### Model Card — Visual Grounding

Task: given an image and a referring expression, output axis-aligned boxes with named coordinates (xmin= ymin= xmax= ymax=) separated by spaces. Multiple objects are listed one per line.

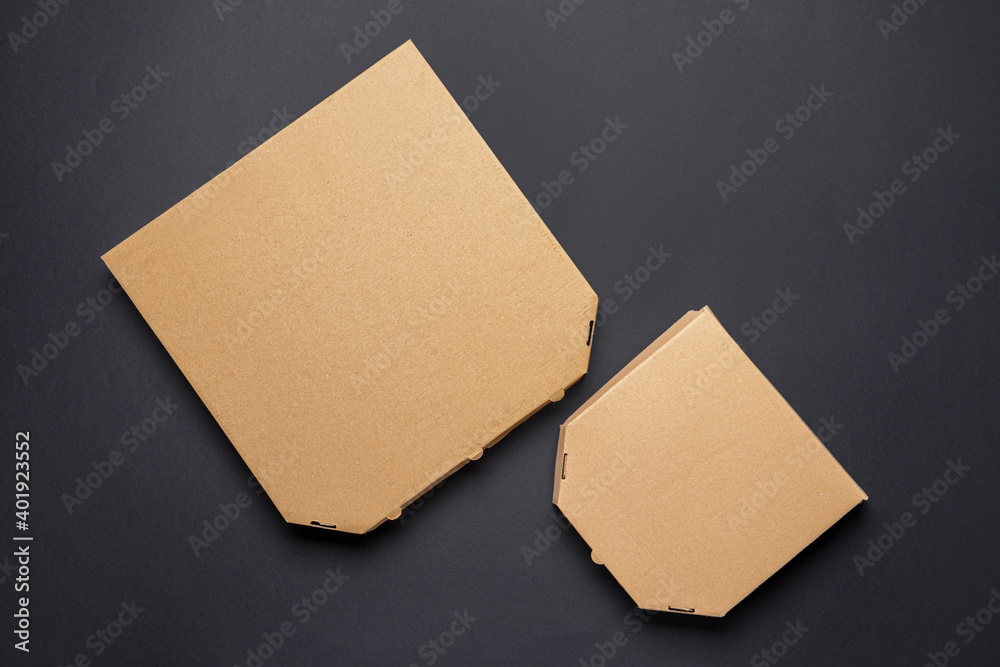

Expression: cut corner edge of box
xmin=644 ymin=602 xmax=725 ymax=619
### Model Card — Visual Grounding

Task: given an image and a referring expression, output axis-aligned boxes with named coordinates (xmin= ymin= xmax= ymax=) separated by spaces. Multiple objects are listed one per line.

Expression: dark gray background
xmin=2 ymin=1 xmax=999 ymax=665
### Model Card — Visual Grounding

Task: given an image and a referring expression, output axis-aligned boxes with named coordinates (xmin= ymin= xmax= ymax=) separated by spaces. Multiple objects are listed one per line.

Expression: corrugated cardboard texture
xmin=554 ymin=307 xmax=866 ymax=617
xmin=102 ymin=41 xmax=598 ymax=534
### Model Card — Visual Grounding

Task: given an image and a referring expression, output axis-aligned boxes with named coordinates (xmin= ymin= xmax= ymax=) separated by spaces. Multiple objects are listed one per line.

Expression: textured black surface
xmin=2 ymin=1 xmax=999 ymax=665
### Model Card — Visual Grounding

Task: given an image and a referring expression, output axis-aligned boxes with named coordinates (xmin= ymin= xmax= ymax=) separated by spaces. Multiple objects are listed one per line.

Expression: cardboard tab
xmin=554 ymin=307 xmax=866 ymax=617
xmin=103 ymin=41 xmax=597 ymax=534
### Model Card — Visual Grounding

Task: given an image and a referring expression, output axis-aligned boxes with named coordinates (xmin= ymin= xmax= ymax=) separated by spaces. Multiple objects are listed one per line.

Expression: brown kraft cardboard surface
xmin=553 ymin=306 xmax=866 ymax=617
xmin=103 ymin=41 xmax=598 ymax=534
